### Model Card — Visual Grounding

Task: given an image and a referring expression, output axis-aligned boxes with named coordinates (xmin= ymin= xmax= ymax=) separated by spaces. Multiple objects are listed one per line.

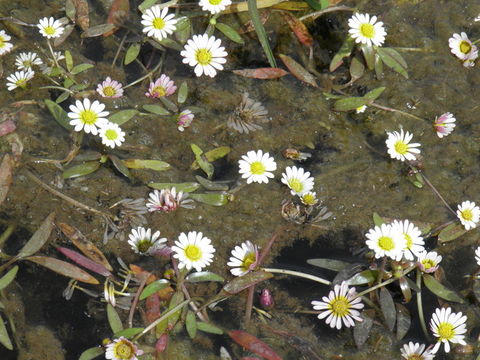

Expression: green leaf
xmin=44 ymin=99 xmax=72 ymax=130
xmin=361 ymin=45 xmax=375 ymax=70
xmin=174 ymin=16 xmax=191 ymax=44
xmin=333 ymin=97 xmax=370 ymax=112
xmin=62 ymin=161 xmax=101 ymax=179
xmin=140 ymin=279 xmax=170 ymax=300
xmin=157 ymin=37 xmax=184 ymax=51
xmin=107 ymin=303 xmax=123 ymax=333
xmin=18 ymin=212 xmax=55 ymax=258
xmin=330 ymin=37 xmax=354 ymax=72
xmin=304 ymin=0 xmax=322 ymax=10
xmin=185 ymin=271 xmax=224 ymax=283
xmin=438 ymin=223 xmax=466 ymax=243
xmin=306 ymin=258 xmax=349 ymax=272
xmin=349 ymin=57 xmax=365 ymax=80
xmin=55 ymin=91 xmax=70 ymax=104
xmin=81 ymin=23 xmax=115 ymax=38
xmin=223 ymin=271 xmax=273 ymax=295
xmin=395 ymin=303 xmax=411 ymax=340
xmin=215 ymin=23 xmax=244 ymax=44
xmin=65 ymin=0 xmax=76 ymax=21
xmin=247 ymin=0 xmax=276 ymax=67
xmin=189 ymin=193 xmax=228 ymax=206
xmin=363 ymin=87 xmax=386 ymax=100
xmin=376 ymin=47 xmax=408 ymax=79
xmin=143 ymin=104 xmax=170 ymax=115
xmin=108 ymin=155 xmax=133 ymax=180
xmin=124 ymin=43 xmax=141 ymax=65
xmin=279 ymin=54 xmax=318 ymax=87
xmin=70 ymin=63 xmax=94 ymax=75
xmin=167 ymin=292 xmax=185 ymax=328
xmin=0 ymin=266 xmax=18 ymax=290
xmin=177 ymin=82 xmax=188 ymax=104
xmin=374 ymin=53 xmax=383 ymax=79
xmin=353 ymin=310 xmax=374 ymax=348
xmin=423 ymin=274 xmax=464 ymax=303
xmin=79 ymin=347 xmax=104 ymax=360
xmin=109 ymin=109 xmax=138 ymax=125
xmin=186 ymin=311 xmax=197 ymax=339
xmin=191 ymin=146 xmax=231 ymax=171
xmin=372 ymin=212 xmax=384 ymax=226
xmin=159 ymin=97 xmax=178 ymax=113
xmin=379 ymin=287 xmax=396 ymax=331
xmin=148 ymin=182 xmax=200 ymax=193
xmin=320 ymin=0 xmax=329 ymax=8
xmin=195 ymin=176 xmax=229 ymax=191
xmin=123 ymin=159 xmax=170 ymax=171
xmin=139 ymin=0 xmax=158 ymax=11
xmin=346 ymin=270 xmax=377 ymax=285
xmin=0 ymin=313 xmax=12 ymax=350
xmin=114 ymin=327 xmax=144 ymax=338
xmin=64 ymin=50 xmax=73 ymax=72
xmin=197 ymin=322 xmax=223 ymax=335
xmin=191 ymin=144 xmax=214 ymax=179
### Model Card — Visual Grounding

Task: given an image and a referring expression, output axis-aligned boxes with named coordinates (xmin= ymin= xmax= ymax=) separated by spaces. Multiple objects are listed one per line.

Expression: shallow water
xmin=1 ymin=0 xmax=480 ymax=359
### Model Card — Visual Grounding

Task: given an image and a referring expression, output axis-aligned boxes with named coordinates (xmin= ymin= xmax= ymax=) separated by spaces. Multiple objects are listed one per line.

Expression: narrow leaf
xmin=228 ymin=330 xmax=281 ymax=360
xmin=377 ymin=47 xmax=408 ymax=79
xmin=70 ymin=63 xmax=94 ymax=75
xmin=186 ymin=271 xmax=224 ymax=283
xmin=423 ymin=274 xmax=464 ymax=303
xmin=379 ymin=287 xmax=396 ymax=331
xmin=232 ymin=68 xmax=288 ymax=79
xmin=361 ymin=45 xmax=375 ymax=70
xmin=26 ymin=256 xmax=99 ymax=284
xmin=114 ymin=327 xmax=144 ymax=338
xmin=139 ymin=0 xmax=158 ymax=12
xmin=62 ymin=161 xmax=101 ymax=179
xmin=346 ymin=270 xmax=377 ymax=285
xmin=107 ymin=303 xmax=123 ymax=333
xmin=349 ymin=57 xmax=365 ymax=80
xmin=282 ymin=12 xmax=313 ymax=47
xmin=186 ymin=311 xmax=197 ymax=339
xmin=167 ymin=292 xmax=184 ymax=328
xmin=190 ymin=144 xmax=214 ymax=179
xmin=56 ymin=91 xmax=70 ymax=104
xmin=140 ymin=279 xmax=170 ymax=300
xmin=109 ymin=109 xmax=138 ymax=125
xmin=329 ymin=37 xmax=354 ymax=72
xmin=0 ymin=155 xmax=13 ymax=207
xmin=108 ymin=155 xmax=133 ymax=180
xmin=198 ymin=322 xmax=223 ymax=335
xmin=372 ymin=212 xmax=384 ymax=226
xmin=123 ymin=159 xmax=170 ymax=171
xmin=65 ymin=50 xmax=73 ymax=72
xmin=65 ymin=0 xmax=76 ymax=21
xmin=333 ymin=97 xmax=370 ymax=112
xmin=81 ymin=23 xmax=115 ymax=38
xmin=44 ymin=99 xmax=72 ymax=130
xmin=353 ymin=310 xmax=374 ymax=348
xmin=215 ymin=23 xmax=244 ymax=44
xmin=148 ymin=182 xmax=200 ymax=193
xmin=223 ymin=271 xmax=273 ymax=295
xmin=177 ymin=82 xmax=188 ymax=104
xmin=0 ymin=266 xmax=18 ymax=290
xmin=195 ymin=176 xmax=229 ymax=191
xmin=438 ymin=223 xmax=466 ymax=243
xmin=79 ymin=347 xmax=104 ymax=360
xmin=124 ymin=43 xmax=141 ymax=65
xmin=142 ymin=104 xmax=170 ymax=115
xmin=306 ymin=258 xmax=349 ymax=272
xmin=18 ymin=212 xmax=55 ymax=258
xmin=395 ymin=303 xmax=411 ymax=340
xmin=57 ymin=247 xmax=112 ymax=277
xmin=363 ymin=87 xmax=386 ymax=100
xmin=0 ymin=313 xmax=12 ymax=350
xmin=189 ymin=193 xmax=228 ymax=206
xmin=247 ymin=0 xmax=277 ymax=67
xmin=279 ymin=54 xmax=318 ymax=87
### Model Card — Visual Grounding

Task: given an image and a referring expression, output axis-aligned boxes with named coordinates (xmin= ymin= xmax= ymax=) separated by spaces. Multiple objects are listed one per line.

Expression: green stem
xmin=370 ymin=102 xmax=425 ymax=122
xmin=416 ymin=269 xmax=430 ymax=340
xmin=263 ymin=267 xmax=331 ymax=285
xmin=123 ymin=58 xmax=163 ymax=89
xmin=247 ymin=0 xmax=276 ymax=67
xmin=354 ymin=265 xmax=416 ymax=299
xmin=299 ymin=6 xmax=355 ymax=22
xmin=415 ymin=170 xmax=456 ymax=216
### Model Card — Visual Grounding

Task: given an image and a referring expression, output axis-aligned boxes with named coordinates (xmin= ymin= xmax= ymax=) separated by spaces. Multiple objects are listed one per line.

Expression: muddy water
xmin=1 ymin=0 xmax=480 ymax=359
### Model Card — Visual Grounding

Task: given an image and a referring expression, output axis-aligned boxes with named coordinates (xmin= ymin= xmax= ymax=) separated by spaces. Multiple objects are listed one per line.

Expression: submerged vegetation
xmin=1 ymin=0 xmax=480 ymax=359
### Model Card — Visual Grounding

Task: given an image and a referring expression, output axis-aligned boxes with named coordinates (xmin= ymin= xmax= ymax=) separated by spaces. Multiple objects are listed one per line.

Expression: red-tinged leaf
xmin=0 ymin=154 xmax=13 ymax=206
xmin=228 ymin=330 xmax=282 ymax=360
xmin=26 ymin=256 xmax=100 ymax=284
xmin=58 ymin=223 xmax=113 ymax=271
xmin=73 ymin=0 xmax=90 ymax=30
xmin=282 ymin=12 xmax=313 ymax=47
xmin=129 ymin=264 xmax=157 ymax=283
xmin=0 ymin=119 xmax=16 ymax=137
xmin=232 ymin=68 xmax=289 ymax=79
xmin=279 ymin=54 xmax=318 ymax=87
xmin=104 ymin=0 xmax=130 ymax=36
xmin=146 ymin=293 xmax=161 ymax=324
xmin=156 ymin=333 xmax=168 ymax=353
xmin=57 ymin=247 xmax=112 ymax=277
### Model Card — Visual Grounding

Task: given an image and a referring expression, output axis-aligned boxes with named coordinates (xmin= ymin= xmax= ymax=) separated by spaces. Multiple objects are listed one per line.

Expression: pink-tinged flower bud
xmin=433 ymin=112 xmax=456 ymax=138
xmin=259 ymin=288 xmax=274 ymax=310
xmin=177 ymin=110 xmax=194 ymax=132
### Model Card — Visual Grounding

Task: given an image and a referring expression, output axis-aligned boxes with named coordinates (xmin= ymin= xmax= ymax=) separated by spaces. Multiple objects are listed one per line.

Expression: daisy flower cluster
xmin=448 ymin=32 xmax=478 ymax=67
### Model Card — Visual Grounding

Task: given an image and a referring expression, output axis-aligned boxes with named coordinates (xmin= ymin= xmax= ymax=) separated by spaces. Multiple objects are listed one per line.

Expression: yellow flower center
xmin=113 ymin=340 xmax=135 ymax=359
xmin=422 ymin=259 xmax=435 ymax=270
xmin=302 ymin=193 xmax=317 ymax=206
xmin=459 ymin=40 xmax=472 ymax=54
xmin=22 ymin=61 xmax=32 ymax=68
xmin=196 ymin=49 xmax=212 ymax=65
xmin=250 ymin=161 xmax=265 ymax=175
xmin=137 ymin=239 xmax=152 ymax=253
xmin=360 ymin=23 xmax=375 ymax=39
xmin=15 ymin=79 xmax=27 ymax=88
xmin=153 ymin=17 xmax=165 ymax=30
xmin=44 ymin=26 xmax=56 ymax=36
xmin=105 ymin=129 xmax=118 ymax=141
xmin=288 ymin=178 xmax=303 ymax=193
xmin=152 ymin=86 xmax=166 ymax=97
xmin=394 ymin=140 xmax=408 ymax=155
xmin=185 ymin=244 xmax=202 ymax=261
xmin=241 ymin=252 xmax=257 ymax=271
xmin=378 ymin=236 xmax=394 ymax=251
xmin=461 ymin=209 xmax=473 ymax=221
xmin=329 ymin=296 xmax=350 ymax=317
xmin=103 ymin=86 xmax=116 ymax=97
xmin=407 ymin=355 xmax=423 ymax=360
xmin=80 ymin=110 xmax=98 ymax=125
xmin=405 ymin=234 xmax=412 ymax=249
xmin=0 ymin=38 xmax=4 ymax=48
xmin=437 ymin=322 xmax=455 ymax=341
xmin=209 ymin=0 xmax=222 ymax=4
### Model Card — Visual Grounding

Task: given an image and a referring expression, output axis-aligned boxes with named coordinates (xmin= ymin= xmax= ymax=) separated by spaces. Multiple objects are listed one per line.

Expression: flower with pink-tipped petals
xmin=145 ymin=74 xmax=176 ymax=98
xmin=177 ymin=110 xmax=194 ymax=131
xmin=97 ymin=77 xmax=124 ymax=98
xmin=433 ymin=112 xmax=456 ymax=138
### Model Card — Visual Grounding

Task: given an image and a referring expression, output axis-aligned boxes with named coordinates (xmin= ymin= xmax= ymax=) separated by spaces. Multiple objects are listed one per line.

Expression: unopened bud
xmin=259 ymin=288 xmax=274 ymax=310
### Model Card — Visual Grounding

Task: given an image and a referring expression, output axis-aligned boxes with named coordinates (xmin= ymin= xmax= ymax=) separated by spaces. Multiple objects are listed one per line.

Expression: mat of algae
xmin=1 ymin=0 xmax=480 ymax=359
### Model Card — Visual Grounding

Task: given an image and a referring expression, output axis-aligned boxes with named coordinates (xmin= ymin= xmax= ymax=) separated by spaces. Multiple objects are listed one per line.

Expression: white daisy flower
xmin=105 ymin=336 xmax=143 ymax=360
xmin=475 ymin=246 xmax=480 ymax=266
xmin=96 ymin=77 xmax=124 ymax=98
xmin=385 ymin=128 xmax=421 ymax=162
xmin=348 ymin=13 xmax=386 ymax=47
xmin=448 ymin=32 xmax=478 ymax=62
xmin=456 ymin=200 xmax=480 ymax=230
xmin=401 ymin=342 xmax=435 ymax=360
xmin=6 ymin=69 xmax=35 ymax=91
xmin=98 ymin=122 xmax=125 ymax=148
xmin=141 ymin=5 xmax=177 ymax=41
xmin=15 ymin=52 xmax=43 ymax=70
xmin=281 ymin=166 xmax=314 ymax=196
xmin=128 ymin=227 xmax=167 ymax=256
xmin=433 ymin=112 xmax=456 ymax=138
xmin=238 ymin=150 xmax=277 ymax=184
xmin=181 ymin=34 xmax=228 ymax=78
xmin=37 ymin=17 xmax=65 ymax=39
xmin=67 ymin=98 xmax=109 ymax=135
xmin=391 ymin=219 xmax=425 ymax=261
xmin=199 ymin=0 xmax=232 ymax=14
xmin=311 ymin=281 xmax=364 ymax=330
xmin=172 ymin=231 xmax=215 ymax=272
xmin=146 ymin=188 xmax=195 ymax=212
xmin=227 ymin=241 xmax=259 ymax=276
xmin=300 ymin=191 xmax=318 ymax=206
xmin=417 ymin=251 xmax=442 ymax=273
xmin=365 ymin=223 xmax=406 ymax=260
xmin=430 ymin=307 xmax=467 ymax=353
xmin=0 ymin=30 xmax=13 ymax=56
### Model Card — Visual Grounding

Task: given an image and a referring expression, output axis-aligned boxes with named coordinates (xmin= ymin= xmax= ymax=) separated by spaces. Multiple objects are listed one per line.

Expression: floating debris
xmin=227 ymin=92 xmax=269 ymax=134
